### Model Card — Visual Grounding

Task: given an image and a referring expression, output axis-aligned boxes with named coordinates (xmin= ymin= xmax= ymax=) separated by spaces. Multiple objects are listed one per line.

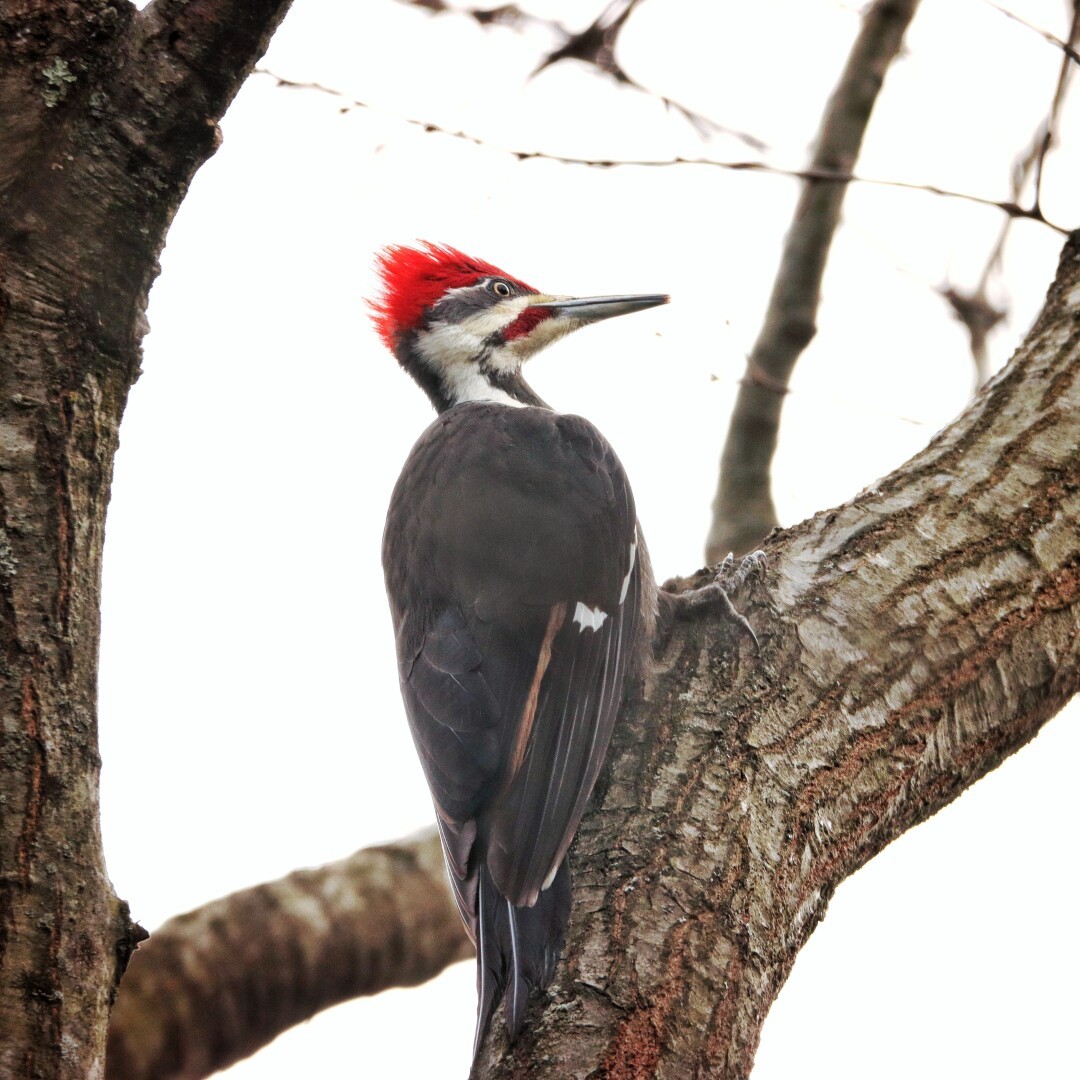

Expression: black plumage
xmin=383 ymin=403 xmax=656 ymax=1052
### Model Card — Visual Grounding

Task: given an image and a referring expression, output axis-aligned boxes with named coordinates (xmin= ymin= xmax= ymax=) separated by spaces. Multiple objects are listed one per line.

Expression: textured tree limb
xmin=0 ymin=2 xmax=291 ymax=1075
xmin=705 ymin=0 xmax=920 ymax=562
xmin=105 ymin=829 xmax=473 ymax=1080
xmin=102 ymin=233 xmax=1080 ymax=1077
xmin=134 ymin=0 xmax=292 ymax=84
xmin=473 ymin=229 xmax=1080 ymax=1077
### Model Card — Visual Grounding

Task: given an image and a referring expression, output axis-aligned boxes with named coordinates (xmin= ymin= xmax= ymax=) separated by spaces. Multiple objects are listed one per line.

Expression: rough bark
xmin=105 ymin=829 xmax=473 ymax=1080
xmin=473 ymin=232 xmax=1080 ymax=1077
xmin=0 ymin=1 xmax=292 ymax=1075
xmin=706 ymin=0 xmax=920 ymax=562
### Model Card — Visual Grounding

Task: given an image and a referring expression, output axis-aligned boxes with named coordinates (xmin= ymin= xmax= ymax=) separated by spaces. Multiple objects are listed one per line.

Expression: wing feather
xmin=486 ymin=546 xmax=644 ymax=906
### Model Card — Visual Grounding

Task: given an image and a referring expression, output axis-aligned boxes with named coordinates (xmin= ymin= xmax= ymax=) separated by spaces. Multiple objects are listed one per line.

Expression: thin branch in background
xmin=984 ymin=0 xmax=1080 ymax=65
xmin=940 ymin=287 xmax=1006 ymax=388
xmin=703 ymin=0 xmax=922 ymax=563
xmin=394 ymin=0 xmax=560 ymax=33
xmin=254 ymin=68 xmax=1068 ymax=232
xmin=531 ymin=0 xmax=641 ymax=78
xmin=1030 ymin=0 xmax=1078 ymax=215
xmin=529 ymin=0 xmax=766 ymax=145
xmin=943 ymin=0 xmax=1078 ymax=389
xmin=392 ymin=0 xmax=768 ymax=147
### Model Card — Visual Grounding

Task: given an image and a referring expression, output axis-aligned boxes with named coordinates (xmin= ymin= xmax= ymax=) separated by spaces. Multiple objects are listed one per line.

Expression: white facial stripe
xmin=415 ymin=296 xmax=538 ymax=405
xmin=433 ymin=292 xmax=531 ymax=355
xmin=573 ymin=601 xmax=608 ymax=631
xmin=619 ymin=540 xmax=638 ymax=604
xmin=415 ymin=317 xmax=524 ymax=407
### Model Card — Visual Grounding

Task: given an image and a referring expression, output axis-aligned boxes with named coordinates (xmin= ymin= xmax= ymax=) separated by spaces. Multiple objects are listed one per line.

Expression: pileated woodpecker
xmin=374 ymin=243 xmax=756 ymax=1057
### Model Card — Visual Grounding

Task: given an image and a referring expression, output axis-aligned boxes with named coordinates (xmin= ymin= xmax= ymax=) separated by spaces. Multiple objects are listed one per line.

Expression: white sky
xmin=100 ymin=1 xmax=1079 ymax=1076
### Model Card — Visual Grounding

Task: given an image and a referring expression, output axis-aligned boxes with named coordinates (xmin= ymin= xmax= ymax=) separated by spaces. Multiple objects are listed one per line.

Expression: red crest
xmin=370 ymin=242 xmax=536 ymax=350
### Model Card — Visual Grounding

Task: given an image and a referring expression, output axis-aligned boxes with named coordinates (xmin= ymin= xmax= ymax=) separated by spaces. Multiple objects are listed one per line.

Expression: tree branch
xmin=391 ymin=0 xmax=766 ymax=146
xmin=133 ymin=0 xmax=294 ymax=104
xmin=106 ymin=829 xmax=472 ymax=1080
xmin=704 ymin=0 xmax=921 ymax=562
xmin=475 ymin=228 xmax=1080 ymax=1077
xmin=984 ymin=0 xmax=1080 ymax=66
xmin=255 ymin=66 xmax=1069 ymax=234
xmin=1029 ymin=1 xmax=1080 ymax=213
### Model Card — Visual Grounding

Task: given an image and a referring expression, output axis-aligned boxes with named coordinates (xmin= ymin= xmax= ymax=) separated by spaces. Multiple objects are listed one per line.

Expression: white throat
xmin=443 ymin=362 xmax=525 ymax=408
xmin=415 ymin=314 xmax=529 ymax=408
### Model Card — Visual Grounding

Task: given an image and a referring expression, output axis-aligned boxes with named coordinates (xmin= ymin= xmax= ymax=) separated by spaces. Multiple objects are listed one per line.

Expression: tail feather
xmin=473 ymin=859 xmax=571 ymax=1059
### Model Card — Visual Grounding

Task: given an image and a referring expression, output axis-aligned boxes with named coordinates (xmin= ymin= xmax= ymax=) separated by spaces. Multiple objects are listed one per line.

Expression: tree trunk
xmin=0 ymin=2 xmax=291 ymax=1073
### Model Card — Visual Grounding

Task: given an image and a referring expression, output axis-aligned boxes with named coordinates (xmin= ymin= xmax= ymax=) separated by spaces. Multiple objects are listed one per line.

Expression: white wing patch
xmin=573 ymin=601 xmax=608 ymax=632
xmin=619 ymin=539 xmax=638 ymax=604
xmin=573 ymin=538 xmax=634 ymax=633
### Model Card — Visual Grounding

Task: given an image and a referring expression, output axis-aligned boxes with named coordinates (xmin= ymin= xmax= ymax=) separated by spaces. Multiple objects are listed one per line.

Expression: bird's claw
xmin=708 ymin=584 xmax=759 ymax=655
xmin=713 ymin=549 xmax=768 ymax=593
xmin=661 ymin=551 xmax=766 ymax=656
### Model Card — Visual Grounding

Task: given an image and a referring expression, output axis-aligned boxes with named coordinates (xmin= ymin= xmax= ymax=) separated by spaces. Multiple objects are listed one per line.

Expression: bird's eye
xmin=491 ymin=280 xmax=512 ymax=298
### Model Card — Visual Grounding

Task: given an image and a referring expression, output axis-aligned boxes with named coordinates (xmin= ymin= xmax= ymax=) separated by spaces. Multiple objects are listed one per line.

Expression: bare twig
xmin=983 ymin=0 xmax=1080 ymax=65
xmin=943 ymin=0 xmax=1078 ymax=390
xmin=1031 ymin=0 xmax=1079 ymax=213
xmin=394 ymin=0 xmax=561 ymax=34
xmin=703 ymin=0 xmax=922 ymax=562
xmin=941 ymin=287 xmax=1006 ymax=387
xmin=106 ymin=829 xmax=472 ymax=1080
xmin=392 ymin=0 xmax=767 ymax=147
xmin=532 ymin=0 xmax=641 ymax=78
xmin=255 ymin=68 xmax=1067 ymax=232
xmin=529 ymin=0 xmax=766 ymax=145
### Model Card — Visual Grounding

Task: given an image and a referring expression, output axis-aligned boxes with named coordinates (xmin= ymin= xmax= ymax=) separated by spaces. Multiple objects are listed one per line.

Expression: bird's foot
xmin=713 ymin=549 xmax=768 ymax=594
xmin=657 ymin=550 xmax=766 ymax=654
